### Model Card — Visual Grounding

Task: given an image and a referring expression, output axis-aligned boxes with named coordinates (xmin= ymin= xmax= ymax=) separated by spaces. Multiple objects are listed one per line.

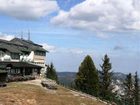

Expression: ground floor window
xmin=7 ymin=68 xmax=41 ymax=76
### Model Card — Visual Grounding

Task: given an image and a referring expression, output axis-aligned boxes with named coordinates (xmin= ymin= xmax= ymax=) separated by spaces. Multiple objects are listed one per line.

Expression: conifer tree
xmin=134 ymin=71 xmax=139 ymax=105
xmin=75 ymin=55 xmax=99 ymax=96
xmin=46 ymin=63 xmax=58 ymax=82
xmin=100 ymin=54 xmax=112 ymax=100
xmin=124 ymin=73 xmax=134 ymax=105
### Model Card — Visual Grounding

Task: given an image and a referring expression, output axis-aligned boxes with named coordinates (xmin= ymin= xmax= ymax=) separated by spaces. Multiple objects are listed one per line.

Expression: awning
xmin=0 ymin=61 xmax=43 ymax=69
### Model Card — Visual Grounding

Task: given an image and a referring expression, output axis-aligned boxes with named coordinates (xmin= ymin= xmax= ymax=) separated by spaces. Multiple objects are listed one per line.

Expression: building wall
xmin=0 ymin=50 xmax=46 ymax=65
xmin=33 ymin=53 xmax=46 ymax=77
xmin=0 ymin=50 xmax=11 ymax=61
xmin=22 ymin=50 xmax=46 ymax=76
xmin=33 ymin=55 xmax=45 ymax=64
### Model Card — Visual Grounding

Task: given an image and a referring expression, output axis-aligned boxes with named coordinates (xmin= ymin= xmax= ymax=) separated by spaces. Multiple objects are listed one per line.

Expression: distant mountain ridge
xmin=57 ymin=72 xmax=76 ymax=86
xmin=57 ymin=71 xmax=127 ymax=96
xmin=57 ymin=71 xmax=127 ymax=85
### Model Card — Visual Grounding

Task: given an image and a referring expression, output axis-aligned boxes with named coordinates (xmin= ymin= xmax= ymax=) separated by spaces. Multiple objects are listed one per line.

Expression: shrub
xmin=7 ymin=75 xmax=35 ymax=82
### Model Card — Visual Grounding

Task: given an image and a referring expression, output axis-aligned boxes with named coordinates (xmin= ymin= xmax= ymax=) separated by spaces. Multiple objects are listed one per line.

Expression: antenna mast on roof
xmin=21 ymin=31 xmax=23 ymax=39
xmin=28 ymin=29 xmax=30 ymax=40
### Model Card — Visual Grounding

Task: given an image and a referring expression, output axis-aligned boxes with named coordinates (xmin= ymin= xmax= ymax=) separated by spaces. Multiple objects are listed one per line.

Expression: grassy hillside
xmin=0 ymin=82 xmax=106 ymax=105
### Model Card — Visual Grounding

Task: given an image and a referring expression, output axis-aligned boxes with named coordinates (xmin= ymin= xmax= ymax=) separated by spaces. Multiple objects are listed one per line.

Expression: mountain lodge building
xmin=0 ymin=38 xmax=47 ymax=78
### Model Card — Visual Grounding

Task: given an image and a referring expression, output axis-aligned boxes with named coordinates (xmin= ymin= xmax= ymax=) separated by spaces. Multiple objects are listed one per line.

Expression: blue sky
xmin=0 ymin=0 xmax=140 ymax=74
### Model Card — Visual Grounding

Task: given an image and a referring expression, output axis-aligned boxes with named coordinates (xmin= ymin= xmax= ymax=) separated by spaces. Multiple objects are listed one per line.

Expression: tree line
xmin=46 ymin=62 xmax=58 ymax=83
xmin=75 ymin=54 xmax=139 ymax=105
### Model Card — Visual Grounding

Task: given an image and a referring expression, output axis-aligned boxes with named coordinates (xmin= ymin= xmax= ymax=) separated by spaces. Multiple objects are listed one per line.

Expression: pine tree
xmin=100 ymin=54 xmax=112 ymax=100
xmin=46 ymin=63 xmax=58 ymax=82
xmin=134 ymin=71 xmax=139 ymax=105
xmin=75 ymin=55 xmax=99 ymax=96
xmin=124 ymin=73 xmax=134 ymax=105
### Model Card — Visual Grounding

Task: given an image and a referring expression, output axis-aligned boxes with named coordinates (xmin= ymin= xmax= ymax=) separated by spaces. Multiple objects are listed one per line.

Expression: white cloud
xmin=41 ymin=43 xmax=86 ymax=54
xmin=51 ymin=0 xmax=140 ymax=32
xmin=55 ymin=48 xmax=84 ymax=54
xmin=69 ymin=48 xmax=84 ymax=54
xmin=41 ymin=43 xmax=56 ymax=52
xmin=0 ymin=0 xmax=59 ymax=20
xmin=0 ymin=33 xmax=14 ymax=40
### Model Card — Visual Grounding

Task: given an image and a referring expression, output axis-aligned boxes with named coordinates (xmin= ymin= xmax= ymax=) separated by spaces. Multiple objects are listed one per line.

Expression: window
xmin=0 ymin=50 xmax=4 ymax=57
xmin=11 ymin=53 xmax=20 ymax=60
xmin=35 ymin=51 xmax=46 ymax=56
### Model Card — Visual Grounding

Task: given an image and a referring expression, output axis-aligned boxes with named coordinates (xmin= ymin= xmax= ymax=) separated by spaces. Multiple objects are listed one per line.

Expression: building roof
xmin=0 ymin=61 xmax=43 ymax=69
xmin=0 ymin=39 xmax=31 ymax=53
xmin=10 ymin=38 xmax=47 ymax=52
xmin=0 ymin=38 xmax=47 ymax=54
xmin=0 ymin=43 xmax=22 ymax=53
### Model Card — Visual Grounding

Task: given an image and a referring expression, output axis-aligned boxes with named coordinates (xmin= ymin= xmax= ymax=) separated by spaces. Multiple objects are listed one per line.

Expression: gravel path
xmin=21 ymin=79 xmax=42 ymax=86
